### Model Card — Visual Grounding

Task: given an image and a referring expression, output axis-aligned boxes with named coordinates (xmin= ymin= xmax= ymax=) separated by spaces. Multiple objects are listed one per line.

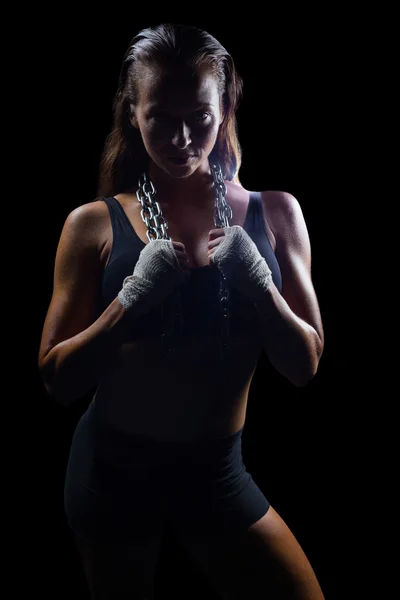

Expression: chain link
xmin=136 ymin=158 xmax=232 ymax=388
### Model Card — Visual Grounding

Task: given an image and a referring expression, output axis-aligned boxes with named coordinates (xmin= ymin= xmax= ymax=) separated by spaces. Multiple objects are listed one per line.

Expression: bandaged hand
xmin=118 ymin=239 xmax=190 ymax=314
xmin=209 ymin=225 xmax=273 ymax=299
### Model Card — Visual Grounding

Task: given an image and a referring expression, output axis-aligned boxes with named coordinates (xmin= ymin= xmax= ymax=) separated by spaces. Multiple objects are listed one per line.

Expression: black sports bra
xmin=101 ymin=192 xmax=282 ymax=340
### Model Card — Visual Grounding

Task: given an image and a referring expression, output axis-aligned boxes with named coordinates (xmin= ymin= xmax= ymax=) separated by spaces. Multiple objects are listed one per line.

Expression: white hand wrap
xmin=210 ymin=225 xmax=273 ymax=298
xmin=118 ymin=239 xmax=187 ymax=313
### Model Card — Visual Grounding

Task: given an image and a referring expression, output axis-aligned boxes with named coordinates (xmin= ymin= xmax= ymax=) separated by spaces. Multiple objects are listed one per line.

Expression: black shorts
xmin=64 ymin=401 xmax=270 ymax=544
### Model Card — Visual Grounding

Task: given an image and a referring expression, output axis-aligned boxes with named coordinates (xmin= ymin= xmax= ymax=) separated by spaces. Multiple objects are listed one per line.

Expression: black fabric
xmin=64 ymin=400 xmax=270 ymax=543
xmin=101 ymin=191 xmax=282 ymax=339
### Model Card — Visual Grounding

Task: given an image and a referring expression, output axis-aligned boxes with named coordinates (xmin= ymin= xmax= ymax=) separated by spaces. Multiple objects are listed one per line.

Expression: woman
xmin=38 ymin=23 xmax=326 ymax=599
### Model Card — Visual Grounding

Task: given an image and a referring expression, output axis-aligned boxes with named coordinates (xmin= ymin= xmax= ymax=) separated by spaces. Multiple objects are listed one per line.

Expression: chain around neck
xmin=135 ymin=156 xmax=232 ymax=394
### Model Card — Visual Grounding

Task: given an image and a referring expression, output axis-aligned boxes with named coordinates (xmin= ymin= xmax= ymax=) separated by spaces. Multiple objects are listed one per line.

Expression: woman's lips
xmin=168 ymin=156 xmax=194 ymax=165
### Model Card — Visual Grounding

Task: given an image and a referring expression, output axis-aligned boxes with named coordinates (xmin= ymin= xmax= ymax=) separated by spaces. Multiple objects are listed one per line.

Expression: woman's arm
xmin=38 ymin=202 xmax=135 ymax=406
xmin=253 ymin=282 xmax=323 ymax=386
xmin=253 ymin=191 xmax=324 ymax=386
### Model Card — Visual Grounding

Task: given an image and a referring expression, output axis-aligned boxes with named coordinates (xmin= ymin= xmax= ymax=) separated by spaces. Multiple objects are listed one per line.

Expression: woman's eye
xmin=194 ymin=112 xmax=210 ymax=121
xmin=153 ymin=112 xmax=210 ymax=123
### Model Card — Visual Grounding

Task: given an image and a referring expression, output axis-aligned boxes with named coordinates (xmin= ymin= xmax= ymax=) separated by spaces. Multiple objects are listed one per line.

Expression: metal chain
xmin=209 ymin=161 xmax=233 ymax=379
xmin=136 ymin=158 xmax=232 ymax=387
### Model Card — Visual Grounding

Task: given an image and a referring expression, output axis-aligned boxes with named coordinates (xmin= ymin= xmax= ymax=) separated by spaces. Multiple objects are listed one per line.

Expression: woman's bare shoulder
xmin=67 ymin=197 xmax=110 ymax=222
xmin=63 ymin=197 xmax=111 ymax=251
xmin=260 ymin=189 xmax=298 ymax=211
xmin=259 ymin=190 xmax=299 ymax=233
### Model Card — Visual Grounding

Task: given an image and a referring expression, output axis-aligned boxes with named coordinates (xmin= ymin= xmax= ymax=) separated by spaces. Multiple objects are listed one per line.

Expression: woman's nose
xmin=171 ymin=122 xmax=192 ymax=148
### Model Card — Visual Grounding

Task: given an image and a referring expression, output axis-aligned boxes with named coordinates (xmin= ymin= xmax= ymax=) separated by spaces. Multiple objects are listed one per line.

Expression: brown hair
xmin=96 ymin=23 xmax=244 ymax=197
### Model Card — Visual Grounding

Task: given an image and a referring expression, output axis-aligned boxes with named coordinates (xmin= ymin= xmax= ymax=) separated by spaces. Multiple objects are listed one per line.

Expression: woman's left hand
xmin=208 ymin=225 xmax=273 ymax=298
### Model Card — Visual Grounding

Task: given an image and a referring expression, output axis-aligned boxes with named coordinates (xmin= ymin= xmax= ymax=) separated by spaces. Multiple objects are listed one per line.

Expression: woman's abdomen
xmin=92 ymin=335 xmax=261 ymax=441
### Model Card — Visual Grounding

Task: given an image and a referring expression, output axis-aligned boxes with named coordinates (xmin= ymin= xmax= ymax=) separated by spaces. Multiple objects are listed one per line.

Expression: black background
xmin=25 ymin=9 xmax=345 ymax=599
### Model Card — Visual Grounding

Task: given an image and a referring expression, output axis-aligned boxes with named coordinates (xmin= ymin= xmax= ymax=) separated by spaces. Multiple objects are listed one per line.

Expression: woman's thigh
xmin=176 ymin=505 xmax=326 ymax=600
xmin=64 ymin=406 xmax=172 ymax=597
xmin=64 ymin=404 xmax=170 ymax=541
xmin=72 ymin=529 xmax=164 ymax=599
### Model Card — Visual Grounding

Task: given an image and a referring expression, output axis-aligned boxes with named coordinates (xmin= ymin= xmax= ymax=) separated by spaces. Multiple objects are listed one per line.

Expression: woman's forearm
xmin=38 ymin=297 xmax=134 ymax=406
xmin=252 ymin=283 xmax=323 ymax=386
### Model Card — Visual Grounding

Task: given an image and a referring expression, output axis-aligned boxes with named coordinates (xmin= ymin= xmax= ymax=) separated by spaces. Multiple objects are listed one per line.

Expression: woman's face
xmin=130 ymin=63 xmax=224 ymax=180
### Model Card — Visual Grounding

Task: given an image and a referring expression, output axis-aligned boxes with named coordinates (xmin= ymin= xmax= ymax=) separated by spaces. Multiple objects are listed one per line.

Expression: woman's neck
xmin=146 ymin=158 xmax=216 ymax=207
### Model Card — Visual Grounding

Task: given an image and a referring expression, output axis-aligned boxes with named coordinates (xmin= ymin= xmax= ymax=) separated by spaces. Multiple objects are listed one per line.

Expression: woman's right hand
xmin=118 ymin=238 xmax=191 ymax=313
